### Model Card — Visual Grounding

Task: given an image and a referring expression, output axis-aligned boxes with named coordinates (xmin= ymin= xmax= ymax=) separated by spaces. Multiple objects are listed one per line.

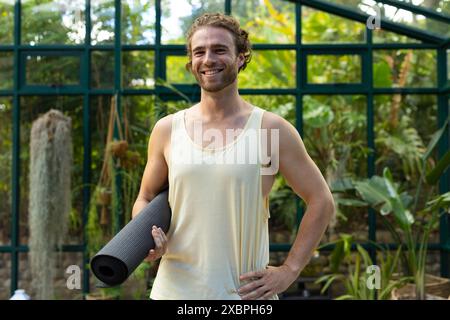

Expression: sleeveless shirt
xmin=150 ymin=105 xmax=277 ymax=300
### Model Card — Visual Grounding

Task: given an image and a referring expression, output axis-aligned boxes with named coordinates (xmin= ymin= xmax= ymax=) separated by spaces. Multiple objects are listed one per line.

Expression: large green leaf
xmin=330 ymin=234 xmax=353 ymax=273
xmin=423 ymin=192 xmax=450 ymax=213
xmin=355 ymin=168 xmax=414 ymax=229
xmin=330 ymin=177 xmax=354 ymax=193
xmin=426 ymin=150 xmax=450 ymax=185
xmin=354 ymin=175 xmax=391 ymax=207
xmin=303 ymin=100 xmax=334 ymax=128
xmin=382 ymin=168 xmax=414 ymax=229
xmin=373 ymin=61 xmax=393 ymax=87
xmin=422 ymin=118 xmax=448 ymax=161
xmin=335 ymin=198 xmax=367 ymax=207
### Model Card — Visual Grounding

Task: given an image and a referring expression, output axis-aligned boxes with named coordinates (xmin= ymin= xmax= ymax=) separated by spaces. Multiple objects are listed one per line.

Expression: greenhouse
xmin=0 ymin=0 xmax=449 ymax=300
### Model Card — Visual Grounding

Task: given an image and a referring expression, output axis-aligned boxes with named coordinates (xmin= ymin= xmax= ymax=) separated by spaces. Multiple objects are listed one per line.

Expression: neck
xmin=198 ymin=81 xmax=244 ymax=120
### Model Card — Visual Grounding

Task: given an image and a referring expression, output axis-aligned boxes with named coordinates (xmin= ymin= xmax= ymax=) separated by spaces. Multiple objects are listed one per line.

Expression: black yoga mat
xmin=90 ymin=188 xmax=171 ymax=286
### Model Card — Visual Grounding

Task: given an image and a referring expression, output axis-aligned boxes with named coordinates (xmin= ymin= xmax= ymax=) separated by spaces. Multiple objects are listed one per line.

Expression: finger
xmin=258 ymin=291 xmax=273 ymax=300
xmin=153 ymin=230 xmax=163 ymax=249
xmin=156 ymin=228 xmax=165 ymax=245
xmin=238 ymin=279 xmax=265 ymax=295
xmin=159 ymin=228 xmax=168 ymax=243
xmin=151 ymin=226 xmax=159 ymax=241
xmin=241 ymin=286 xmax=267 ymax=300
xmin=159 ymin=229 xmax=168 ymax=250
xmin=240 ymin=270 xmax=264 ymax=281
xmin=145 ymin=250 xmax=156 ymax=261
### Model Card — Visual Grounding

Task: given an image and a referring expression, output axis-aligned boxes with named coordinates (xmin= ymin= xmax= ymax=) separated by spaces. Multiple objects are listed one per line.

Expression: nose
xmin=203 ymin=49 xmax=216 ymax=65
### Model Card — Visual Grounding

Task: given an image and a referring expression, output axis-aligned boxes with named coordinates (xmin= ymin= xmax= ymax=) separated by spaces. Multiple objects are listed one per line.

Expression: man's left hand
xmin=238 ymin=265 xmax=299 ymax=300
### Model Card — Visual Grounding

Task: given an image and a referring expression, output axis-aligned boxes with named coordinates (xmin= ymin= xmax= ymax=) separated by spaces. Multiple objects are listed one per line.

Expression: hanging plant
xmin=28 ymin=109 xmax=73 ymax=300
xmin=87 ymin=95 xmax=142 ymax=256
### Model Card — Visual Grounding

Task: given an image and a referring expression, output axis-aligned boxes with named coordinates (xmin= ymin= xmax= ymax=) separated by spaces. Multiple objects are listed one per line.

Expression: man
xmin=132 ymin=13 xmax=335 ymax=300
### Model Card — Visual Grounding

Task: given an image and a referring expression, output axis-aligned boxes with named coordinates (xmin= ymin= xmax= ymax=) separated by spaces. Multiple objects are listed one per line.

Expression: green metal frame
xmin=0 ymin=0 xmax=448 ymax=298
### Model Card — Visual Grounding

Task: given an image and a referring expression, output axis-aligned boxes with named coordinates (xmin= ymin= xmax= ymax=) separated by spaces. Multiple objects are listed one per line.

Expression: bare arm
xmin=239 ymin=113 xmax=335 ymax=299
xmin=276 ymin=116 xmax=335 ymax=276
xmin=132 ymin=115 xmax=172 ymax=219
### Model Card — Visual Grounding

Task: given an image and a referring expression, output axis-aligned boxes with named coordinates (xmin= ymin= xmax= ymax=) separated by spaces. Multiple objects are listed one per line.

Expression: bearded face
xmin=189 ymin=27 xmax=243 ymax=93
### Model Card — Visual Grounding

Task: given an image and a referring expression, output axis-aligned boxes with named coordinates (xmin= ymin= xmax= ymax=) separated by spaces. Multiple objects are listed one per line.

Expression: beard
xmin=193 ymin=65 xmax=238 ymax=93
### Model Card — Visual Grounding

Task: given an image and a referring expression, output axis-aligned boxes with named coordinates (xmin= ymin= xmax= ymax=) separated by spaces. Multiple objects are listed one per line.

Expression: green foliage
xmin=316 ymin=235 xmax=409 ymax=300
xmin=351 ymin=120 xmax=450 ymax=299
xmin=0 ymin=0 xmax=447 ymax=300
xmin=302 ymin=6 xmax=365 ymax=44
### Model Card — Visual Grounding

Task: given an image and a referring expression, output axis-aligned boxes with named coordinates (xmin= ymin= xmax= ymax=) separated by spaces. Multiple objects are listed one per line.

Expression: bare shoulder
xmin=153 ymin=113 xmax=174 ymax=134
xmin=261 ymin=109 xmax=300 ymax=140
xmin=151 ymin=113 xmax=175 ymax=139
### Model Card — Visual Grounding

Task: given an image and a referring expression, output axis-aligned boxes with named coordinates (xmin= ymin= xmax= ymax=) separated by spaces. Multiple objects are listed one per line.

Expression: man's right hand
xmin=145 ymin=225 xmax=168 ymax=262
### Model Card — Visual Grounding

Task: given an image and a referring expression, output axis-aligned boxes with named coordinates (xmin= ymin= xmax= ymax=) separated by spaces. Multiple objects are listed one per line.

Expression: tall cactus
xmin=29 ymin=109 xmax=73 ymax=300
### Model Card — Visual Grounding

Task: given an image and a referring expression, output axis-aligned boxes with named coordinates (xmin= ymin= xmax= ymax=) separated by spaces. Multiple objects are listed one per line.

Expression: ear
xmin=237 ymin=53 xmax=245 ymax=68
xmin=186 ymin=61 xmax=192 ymax=73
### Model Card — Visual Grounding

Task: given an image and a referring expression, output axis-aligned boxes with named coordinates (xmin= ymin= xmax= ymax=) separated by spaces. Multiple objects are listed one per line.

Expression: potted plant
xmin=349 ymin=119 xmax=450 ymax=299
xmin=316 ymin=234 xmax=410 ymax=299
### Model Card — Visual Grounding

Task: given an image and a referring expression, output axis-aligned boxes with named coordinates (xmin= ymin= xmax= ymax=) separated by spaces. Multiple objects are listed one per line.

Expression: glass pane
xmin=410 ymin=0 xmax=450 ymax=15
xmin=239 ymin=50 xmax=296 ymax=88
xmin=91 ymin=51 xmax=114 ymax=88
xmin=91 ymin=0 xmax=115 ymax=45
xmin=123 ymin=51 xmax=155 ymax=88
xmin=90 ymin=95 xmax=152 ymax=240
xmin=303 ymin=95 xmax=368 ymax=241
xmin=373 ymin=28 xmax=421 ymax=43
xmin=90 ymin=95 xmax=113 ymax=189
xmin=19 ymin=252 xmax=84 ymax=299
xmin=161 ymin=0 xmax=224 ymax=44
xmin=122 ymin=95 xmax=154 ymax=223
xmin=233 ymin=0 xmax=296 ymax=44
xmin=25 ymin=54 xmax=80 ymax=86
xmin=307 ymin=55 xmax=362 ymax=84
xmin=166 ymin=56 xmax=196 ymax=84
xmin=242 ymin=95 xmax=296 ymax=121
xmin=374 ymin=94 xmax=438 ymax=243
xmin=122 ymin=0 xmax=156 ymax=44
xmin=302 ymin=6 xmax=366 ymax=44
xmin=21 ymin=0 xmax=85 ymax=45
xmin=20 ymin=96 xmax=84 ymax=246
xmin=242 ymin=95 xmax=298 ymax=242
xmin=327 ymin=0 xmax=450 ymax=38
xmin=0 ymin=97 xmax=12 ymax=245
xmin=122 ymin=95 xmax=155 ymax=152
xmin=373 ymin=49 xmax=437 ymax=88
xmin=0 ymin=254 xmax=11 ymax=299
xmin=0 ymin=0 xmax=14 ymax=44
xmin=0 ymin=51 xmax=13 ymax=89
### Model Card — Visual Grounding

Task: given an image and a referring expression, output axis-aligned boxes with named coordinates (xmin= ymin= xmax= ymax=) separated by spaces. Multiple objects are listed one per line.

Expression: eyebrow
xmin=192 ymin=44 xmax=229 ymax=52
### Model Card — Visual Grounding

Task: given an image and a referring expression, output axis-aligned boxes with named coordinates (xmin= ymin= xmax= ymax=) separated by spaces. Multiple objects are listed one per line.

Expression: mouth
xmin=200 ymin=68 xmax=224 ymax=76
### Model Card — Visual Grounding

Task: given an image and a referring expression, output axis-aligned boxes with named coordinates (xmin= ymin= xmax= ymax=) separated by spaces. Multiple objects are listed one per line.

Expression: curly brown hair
xmin=185 ymin=13 xmax=252 ymax=73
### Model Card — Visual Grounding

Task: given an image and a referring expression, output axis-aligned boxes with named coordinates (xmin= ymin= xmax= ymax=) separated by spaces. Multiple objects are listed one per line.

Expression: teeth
xmin=203 ymin=69 xmax=222 ymax=75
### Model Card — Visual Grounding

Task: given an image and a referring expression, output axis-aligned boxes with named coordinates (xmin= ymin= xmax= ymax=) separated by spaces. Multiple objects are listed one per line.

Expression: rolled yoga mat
xmin=90 ymin=188 xmax=171 ymax=286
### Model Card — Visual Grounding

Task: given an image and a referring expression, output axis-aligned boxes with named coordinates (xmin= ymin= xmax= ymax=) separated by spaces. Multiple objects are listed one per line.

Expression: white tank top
xmin=150 ymin=105 xmax=277 ymax=300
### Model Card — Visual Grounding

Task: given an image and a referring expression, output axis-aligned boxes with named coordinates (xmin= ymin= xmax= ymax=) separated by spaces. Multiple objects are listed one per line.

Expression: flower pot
xmin=97 ymin=189 xmax=112 ymax=206
xmin=108 ymin=140 xmax=128 ymax=158
xmin=391 ymin=274 xmax=450 ymax=300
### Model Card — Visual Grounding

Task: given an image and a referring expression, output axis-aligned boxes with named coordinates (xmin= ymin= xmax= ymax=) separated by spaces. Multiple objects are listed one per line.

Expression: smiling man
xmin=132 ymin=13 xmax=335 ymax=300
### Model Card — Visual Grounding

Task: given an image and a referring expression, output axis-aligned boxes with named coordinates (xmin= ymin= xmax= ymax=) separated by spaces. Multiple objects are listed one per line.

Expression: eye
xmin=194 ymin=51 xmax=204 ymax=56
xmin=216 ymin=49 xmax=226 ymax=54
